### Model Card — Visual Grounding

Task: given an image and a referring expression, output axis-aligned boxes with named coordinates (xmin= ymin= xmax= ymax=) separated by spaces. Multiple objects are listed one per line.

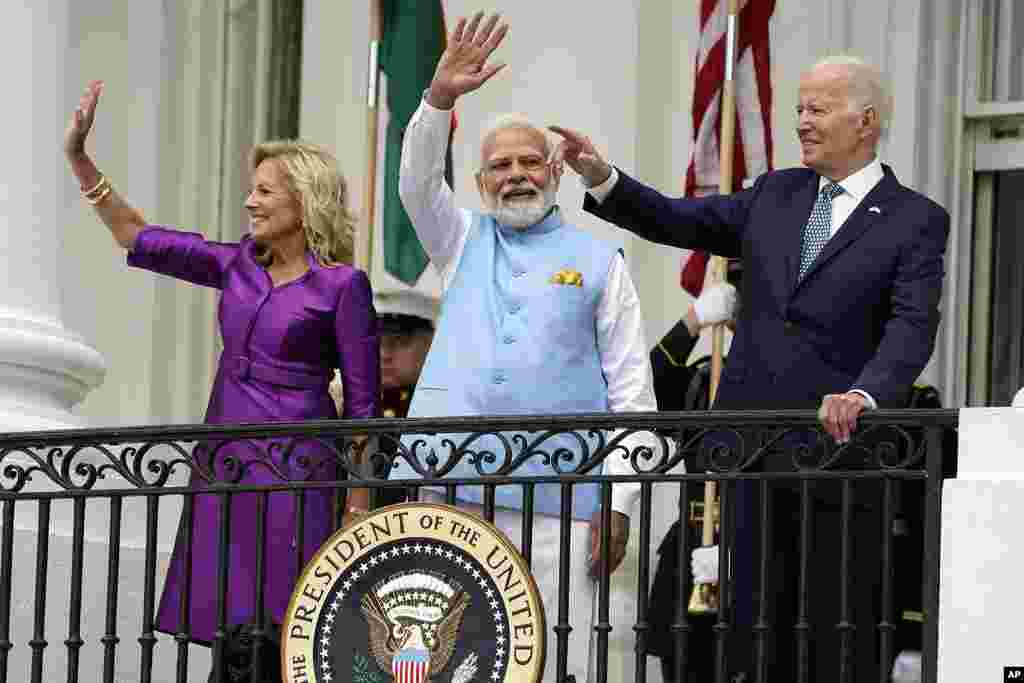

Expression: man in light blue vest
xmin=397 ymin=12 xmax=660 ymax=683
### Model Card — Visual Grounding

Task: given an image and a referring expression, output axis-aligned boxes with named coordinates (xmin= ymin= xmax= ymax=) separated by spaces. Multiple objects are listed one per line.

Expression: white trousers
xmin=422 ymin=491 xmax=597 ymax=683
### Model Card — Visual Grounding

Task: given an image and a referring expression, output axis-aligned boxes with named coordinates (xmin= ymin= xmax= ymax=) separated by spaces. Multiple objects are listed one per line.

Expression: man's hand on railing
xmin=691 ymin=545 xmax=719 ymax=584
xmin=588 ymin=511 xmax=630 ymax=579
xmin=818 ymin=391 xmax=869 ymax=444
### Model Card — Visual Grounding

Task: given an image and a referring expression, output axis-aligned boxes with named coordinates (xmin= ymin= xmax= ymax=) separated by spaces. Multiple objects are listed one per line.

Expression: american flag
xmin=393 ymin=646 xmax=430 ymax=683
xmin=680 ymin=0 xmax=775 ymax=297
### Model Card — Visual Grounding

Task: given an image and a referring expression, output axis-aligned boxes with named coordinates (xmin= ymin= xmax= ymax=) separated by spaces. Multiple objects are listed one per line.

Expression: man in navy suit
xmin=553 ymin=56 xmax=949 ymax=681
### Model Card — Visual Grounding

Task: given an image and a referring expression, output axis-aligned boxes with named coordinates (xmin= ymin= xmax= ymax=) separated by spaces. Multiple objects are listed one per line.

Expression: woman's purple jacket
xmin=128 ymin=226 xmax=379 ymax=643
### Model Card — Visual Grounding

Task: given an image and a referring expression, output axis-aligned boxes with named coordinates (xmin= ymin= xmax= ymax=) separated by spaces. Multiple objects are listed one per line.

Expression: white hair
xmin=478 ymin=113 xmax=552 ymax=167
xmin=812 ymin=55 xmax=893 ymax=139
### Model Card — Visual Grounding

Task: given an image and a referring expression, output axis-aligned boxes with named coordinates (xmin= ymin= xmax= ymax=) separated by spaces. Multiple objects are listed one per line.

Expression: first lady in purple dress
xmin=64 ymin=81 xmax=380 ymax=652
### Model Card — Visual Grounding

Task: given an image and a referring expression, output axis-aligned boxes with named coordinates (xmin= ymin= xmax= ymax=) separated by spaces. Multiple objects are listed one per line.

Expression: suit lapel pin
xmin=868 ymin=206 xmax=882 ymax=214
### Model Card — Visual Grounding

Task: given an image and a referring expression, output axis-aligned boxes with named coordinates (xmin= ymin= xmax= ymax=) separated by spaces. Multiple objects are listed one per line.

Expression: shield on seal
xmin=392 ymin=646 xmax=430 ymax=683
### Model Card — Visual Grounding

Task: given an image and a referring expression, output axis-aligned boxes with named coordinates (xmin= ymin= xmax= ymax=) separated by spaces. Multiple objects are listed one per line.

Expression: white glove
xmin=890 ymin=650 xmax=921 ymax=683
xmin=692 ymin=282 xmax=738 ymax=327
xmin=690 ymin=545 xmax=719 ymax=584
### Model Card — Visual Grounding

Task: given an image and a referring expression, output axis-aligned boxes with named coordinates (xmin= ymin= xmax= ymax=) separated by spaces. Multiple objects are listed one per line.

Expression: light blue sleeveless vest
xmin=401 ymin=208 xmax=620 ymax=520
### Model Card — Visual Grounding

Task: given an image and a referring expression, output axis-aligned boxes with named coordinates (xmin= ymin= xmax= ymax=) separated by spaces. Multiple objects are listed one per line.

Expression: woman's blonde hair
xmin=250 ymin=141 xmax=355 ymax=266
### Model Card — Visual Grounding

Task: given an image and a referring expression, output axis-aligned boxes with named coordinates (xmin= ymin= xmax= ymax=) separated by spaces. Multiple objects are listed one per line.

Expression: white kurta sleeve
xmin=595 ymin=252 xmax=663 ymax=516
xmin=398 ymin=98 xmax=473 ymax=285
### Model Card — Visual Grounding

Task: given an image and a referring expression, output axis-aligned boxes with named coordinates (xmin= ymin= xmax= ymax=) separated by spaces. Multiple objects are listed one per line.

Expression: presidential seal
xmin=282 ymin=503 xmax=545 ymax=683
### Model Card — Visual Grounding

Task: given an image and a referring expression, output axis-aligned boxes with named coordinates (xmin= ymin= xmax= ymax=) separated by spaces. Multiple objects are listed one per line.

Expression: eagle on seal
xmin=361 ymin=582 xmax=471 ymax=682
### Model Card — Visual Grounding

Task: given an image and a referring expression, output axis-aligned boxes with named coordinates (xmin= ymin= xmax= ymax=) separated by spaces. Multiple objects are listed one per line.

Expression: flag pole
xmin=710 ymin=2 xmax=739 ymax=399
xmin=692 ymin=0 xmax=740 ymax=615
xmin=358 ymin=0 xmax=383 ymax=273
xmin=342 ymin=0 xmax=383 ymax=526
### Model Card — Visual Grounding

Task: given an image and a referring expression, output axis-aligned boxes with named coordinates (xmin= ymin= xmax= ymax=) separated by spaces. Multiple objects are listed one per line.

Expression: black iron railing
xmin=0 ymin=409 xmax=956 ymax=683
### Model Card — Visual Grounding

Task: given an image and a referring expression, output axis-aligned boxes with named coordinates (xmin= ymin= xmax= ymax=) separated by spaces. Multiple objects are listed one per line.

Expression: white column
xmin=0 ymin=1 xmax=105 ymax=429
xmin=939 ymin=408 xmax=1024 ymax=681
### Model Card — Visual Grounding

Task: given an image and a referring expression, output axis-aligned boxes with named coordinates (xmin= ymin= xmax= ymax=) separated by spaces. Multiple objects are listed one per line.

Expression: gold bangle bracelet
xmin=81 ymin=174 xmax=106 ymax=197
xmin=84 ymin=177 xmax=111 ymax=202
xmin=87 ymin=184 xmax=113 ymax=205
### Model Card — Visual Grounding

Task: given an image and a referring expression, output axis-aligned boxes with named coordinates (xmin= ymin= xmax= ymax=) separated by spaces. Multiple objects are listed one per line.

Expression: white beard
xmin=487 ymin=184 xmax=557 ymax=229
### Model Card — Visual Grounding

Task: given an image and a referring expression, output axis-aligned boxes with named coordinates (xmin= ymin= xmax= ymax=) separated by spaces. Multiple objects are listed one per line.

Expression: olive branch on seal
xmin=352 ymin=652 xmax=384 ymax=683
xmin=451 ymin=652 xmax=479 ymax=683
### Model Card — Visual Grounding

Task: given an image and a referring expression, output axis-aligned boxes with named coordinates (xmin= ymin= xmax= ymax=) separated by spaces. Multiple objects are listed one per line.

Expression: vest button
xmin=493 ymin=373 xmax=506 ymax=384
xmin=503 ymin=335 xmax=515 ymax=344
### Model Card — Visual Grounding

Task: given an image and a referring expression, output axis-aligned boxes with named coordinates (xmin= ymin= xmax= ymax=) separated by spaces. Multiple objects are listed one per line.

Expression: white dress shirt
xmin=586 ymin=161 xmax=884 ymax=409
xmin=824 ymin=157 xmax=884 ymax=238
xmin=401 ymin=99 xmax=660 ymax=514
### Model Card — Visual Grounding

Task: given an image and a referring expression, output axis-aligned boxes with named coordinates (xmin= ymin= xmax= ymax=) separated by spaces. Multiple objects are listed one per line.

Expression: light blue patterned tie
xmin=798 ymin=181 xmax=844 ymax=280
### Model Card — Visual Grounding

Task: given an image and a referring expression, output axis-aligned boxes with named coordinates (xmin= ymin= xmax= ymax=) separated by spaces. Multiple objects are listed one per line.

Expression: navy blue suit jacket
xmin=585 ymin=165 xmax=949 ymax=410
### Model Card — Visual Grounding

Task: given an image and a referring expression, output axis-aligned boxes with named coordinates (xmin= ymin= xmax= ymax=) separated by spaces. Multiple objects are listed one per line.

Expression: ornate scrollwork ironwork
xmin=0 ymin=411 xmax=953 ymax=494
xmin=384 ymin=426 xmax=675 ymax=483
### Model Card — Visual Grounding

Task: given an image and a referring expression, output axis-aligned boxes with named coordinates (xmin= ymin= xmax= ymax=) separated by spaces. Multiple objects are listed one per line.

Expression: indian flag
xmin=377 ymin=0 xmax=452 ymax=286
